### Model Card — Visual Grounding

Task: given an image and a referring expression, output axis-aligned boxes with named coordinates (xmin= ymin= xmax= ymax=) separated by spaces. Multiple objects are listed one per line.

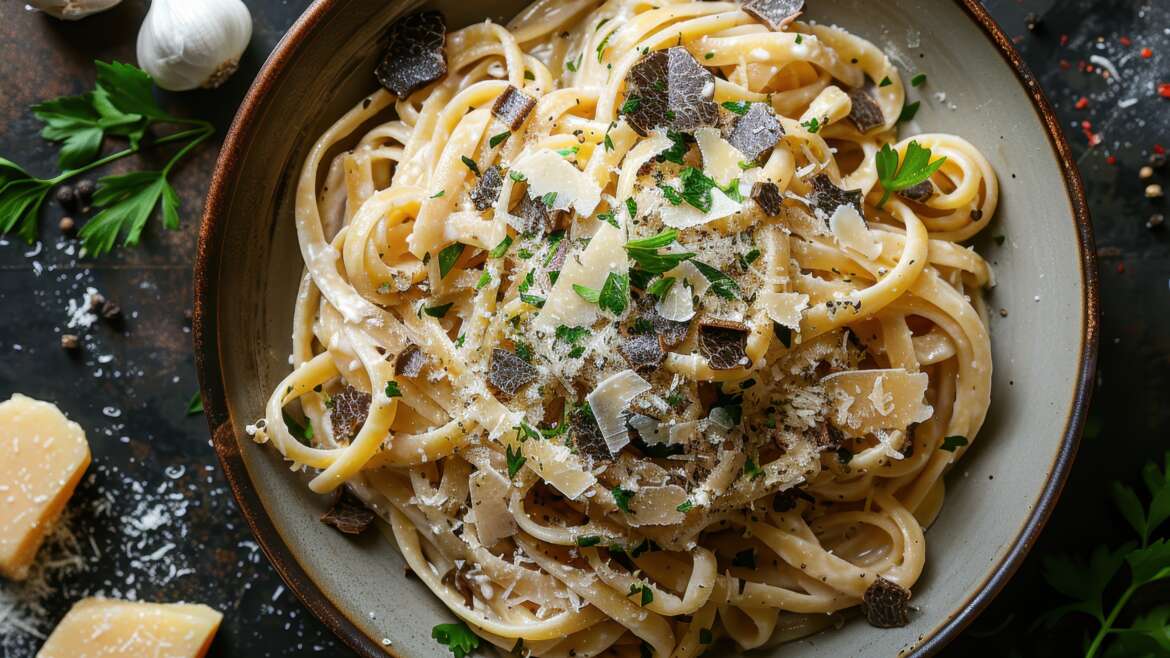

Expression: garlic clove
xmin=136 ymin=0 xmax=253 ymax=92
xmin=27 ymin=0 xmax=123 ymax=20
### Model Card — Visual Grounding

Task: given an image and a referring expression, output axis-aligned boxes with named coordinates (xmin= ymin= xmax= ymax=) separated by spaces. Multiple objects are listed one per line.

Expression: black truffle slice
xmin=619 ymin=333 xmax=665 ymax=371
xmin=492 ymin=85 xmax=537 ymax=131
xmin=470 ymin=164 xmax=503 ymax=211
xmin=571 ymin=406 xmax=613 ymax=462
xmin=752 ymin=181 xmax=783 ymax=216
xmin=741 ymin=0 xmax=804 ymax=31
xmin=636 ymin=294 xmax=690 ymax=349
xmin=809 ymin=174 xmax=864 ymax=222
xmin=330 ymin=385 xmax=372 ymax=440
xmin=846 ymin=86 xmax=885 ymax=134
xmin=622 ymin=47 xmax=719 ymax=136
xmin=375 ymin=11 xmax=448 ymax=98
xmin=320 ymin=489 xmax=376 ymax=535
xmin=862 ymin=577 xmax=911 ymax=628
xmin=489 ymin=348 xmax=537 ymax=397
xmin=898 ymin=180 xmax=934 ymax=203
xmin=513 ymin=194 xmax=564 ymax=235
xmin=728 ymin=103 xmax=784 ymax=163
xmin=698 ymin=319 xmax=751 ymax=370
xmin=395 ymin=344 xmax=427 ymax=378
xmin=814 ymin=421 xmax=845 ymax=451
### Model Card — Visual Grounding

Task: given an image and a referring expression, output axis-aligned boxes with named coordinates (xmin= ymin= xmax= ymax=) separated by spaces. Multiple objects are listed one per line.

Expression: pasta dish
xmin=249 ymin=0 xmax=996 ymax=654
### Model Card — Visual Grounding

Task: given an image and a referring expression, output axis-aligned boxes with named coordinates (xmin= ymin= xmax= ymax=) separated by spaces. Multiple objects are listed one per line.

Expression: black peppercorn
xmin=55 ymin=185 xmax=77 ymax=210
xmin=75 ymin=179 xmax=96 ymax=202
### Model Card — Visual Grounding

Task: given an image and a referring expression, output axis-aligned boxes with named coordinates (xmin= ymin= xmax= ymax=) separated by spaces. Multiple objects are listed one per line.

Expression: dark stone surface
xmin=0 ymin=1 xmax=1166 ymax=657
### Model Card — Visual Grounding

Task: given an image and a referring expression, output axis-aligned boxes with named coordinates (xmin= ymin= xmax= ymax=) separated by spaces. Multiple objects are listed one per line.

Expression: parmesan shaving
xmin=586 ymin=369 xmax=651 ymax=454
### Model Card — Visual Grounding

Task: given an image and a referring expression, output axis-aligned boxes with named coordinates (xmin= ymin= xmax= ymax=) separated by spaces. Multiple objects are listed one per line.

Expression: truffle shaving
xmin=727 ymin=103 xmax=784 ymax=163
xmin=809 ymin=174 xmax=864 ymax=223
xmin=862 ymin=577 xmax=911 ymax=628
xmin=752 ymin=181 xmax=783 ymax=216
xmin=898 ymin=180 xmax=934 ymax=203
xmin=623 ymin=47 xmax=719 ymax=136
xmin=698 ymin=319 xmax=751 ymax=370
xmin=330 ymin=385 xmax=371 ymax=440
xmin=571 ymin=407 xmax=613 ymax=463
xmin=741 ymin=0 xmax=804 ymax=31
xmin=375 ymin=11 xmax=448 ymax=98
xmin=513 ymin=193 xmax=564 ymax=235
xmin=489 ymin=348 xmax=537 ymax=397
xmin=846 ymin=86 xmax=885 ymax=134
xmin=491 ymin=85 xmax=537 ymax=130
xmin=470 ymin=164 xmax=504 ymax=211
xmin=395 ymin=344 xmax=427 ymax=378
xmin=619 ymin=333 xmax=665 ymax=371
xmin=320 ymin=490 xmax=376 ymax=535
xmin=637 ymin=295 xmax=689 ymax=348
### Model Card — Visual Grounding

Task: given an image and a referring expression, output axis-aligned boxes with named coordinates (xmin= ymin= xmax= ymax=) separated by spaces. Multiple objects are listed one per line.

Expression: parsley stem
xmin=162 ymin=126 xmax=214 ymax=177
xmin=1085 ymin=582 xmax=1139 ymax=658
xmin=45 ymin=126 xmax=213 ymax=186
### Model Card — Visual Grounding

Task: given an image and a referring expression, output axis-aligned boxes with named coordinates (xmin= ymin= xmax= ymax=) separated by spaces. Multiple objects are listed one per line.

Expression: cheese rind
xmin=0 ymin=394 xmax=90 ymax=581
xmin=37 ymin=598 xmax=223 ymax=658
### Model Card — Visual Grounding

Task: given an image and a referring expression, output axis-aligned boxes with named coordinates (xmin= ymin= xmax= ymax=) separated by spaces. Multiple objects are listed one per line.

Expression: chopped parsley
xmin=565 ymin=53 xmax=583 ymax=72
xmin=523 ymin=70 xmax=535 ymax=81
xmin=604 ymin=132 xmax=615 ymax=151
xmin=647 ymin=276 xmax=676 ymax=299
xmin=430 ymin=189 xmax=445 ymax=198
xmin=611 ymin=486 xmax=634 ymax=513
xmin=432 ymin=622 xmax=480 ymax=658
xmin=625 ymin=229 xmax=694 ymax=273
xmin=743 ymin=457 xmax=764 ymax=480
xmin=628 ymin=583 xmax=654 ymax=606
xmin=874 ymin=140 xmax=947 ymax=208
xmin=475 ymin=271 xmax=492 ymax=289
xmin=625 ymin=197 xmax=638 ymax=219
xmin=911 ymin=73 xmax=927 ymax=87
xmin=620 ymin=95 xmax=641 ymax=115
xmin=384 ymin=380 xmax=402 ymax=398
xmin=572 ymin=283 xmax=601 ymax=304
xmin=598 ymin=272 xmax=630 ymax=315
xmin=801 ymin=117 xmax=822 ymax=134
xmin=739 ymin=248 xmax=761 ymax=269
xmin=676 ymin=500 xmax=693 ymax=513
xmin=576 ymin=535 xmax=601 ymax=547
xmin=460 ymin=155 xmax=480 ymax=176
xmin=597 ymin=31 xmax=613 ymax=62
xmin=489 ymin=130 xmax=510 ymax=148
xmin=897 ymin=100 xmax=921 ymax=124
xmin=556 ymin=146 xmax=580 ymax=157
xmin=505 ymin=443 xmax=526 ymax=479
xmin=692 ymin=260 xmax=740 ymax=299
xmin=508 ymin=170 xmax=527 ymax=182
xmin=704 ymin=51 xmax=715 ymax=60
xmin=940 ymin=435 xmax=969 ymax=452
xmin=795 ymin=34 xmax=804 ymax=44
xmin=437 ymin=242 xmax=465 ymax=278
xmin=659 ymin=183 xmax=684 ymax=205
xmin=541 ymin=191 xmax=558 ymax=208
xmin=598 ymin=210 xmax=620 ymax=228
xmin=879 ymin=76 xmax=893 ymax=87
xmin=721 ymin=100 xmax=751 ymax=115
xmin=658 ymin=130 xmax=689 ymax=165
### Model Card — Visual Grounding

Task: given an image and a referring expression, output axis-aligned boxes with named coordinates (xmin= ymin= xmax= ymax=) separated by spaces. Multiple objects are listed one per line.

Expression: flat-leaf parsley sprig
xmin=873 ymin=140 xmax=946 ymax=209
xmin=1040 ymin=450 xmax=1170 ymax=658
xmin=0 ymin=61 xmax=215 ymax=255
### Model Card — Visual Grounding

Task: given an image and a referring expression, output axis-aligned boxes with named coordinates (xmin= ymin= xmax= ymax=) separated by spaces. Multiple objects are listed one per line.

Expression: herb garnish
xmin=385 ymin=381 xmax=403 ymax=398
xmin=692 ymin=260 xmax=740 ymax=299
xmin=432 ymin=621 xmax=480 ymax=658
xmin=676 ymin=500 xmax=693 ymax=513
xmin=743 ymin=457 xmax=764 ymax=480
xmin=879 ymin=76 xmax=892 ymax=87
xmin=628 ymin=583 xmax=654 ymax=606
xmin=611 ymin=486 xmax=635 ymax=513
xmin=940 ymin=435 xmax=968 ymax=452
xmin=424 ymin=302 xmax=454 ymax=318
xmin=874 ymin=141 xmax=947 ymax=209
xmin=489 ymin=130 xmax=511 ymax=148
xmin=489 ymin=235 xmax=513 ymax=258
xmin=437 ymin=242 xmax=466 ymax=278
xmin=625 ymin=229 xmax=695 ymax=273
xmin=430 ymin=189 xmax=445 ymax=198
xmin=897 ymin=100 xmax=921 ymax=124
xmin=620 ymin=95 xmax=642 ymax=115
xmin=576 ymin=535 xmax=601 ymax=547
xmin=647 ymin=276 xmax=676 ymax=299
xmin=910 ymin=73 xmax=927 ymax=87
xmin=460 ymin=155 xmax=480 ymax=176
xmin=801 ymin=117 xmax=823 ymax=134
xmin=721 ymin=100 xmax=751 ymax=115
xmin=506 ymin=444 xmax=526 ymax=478
xmin=1 ymin=61 xmax=215 ymax=253
xmin=186 ymin=392 xmax=203 ymax=416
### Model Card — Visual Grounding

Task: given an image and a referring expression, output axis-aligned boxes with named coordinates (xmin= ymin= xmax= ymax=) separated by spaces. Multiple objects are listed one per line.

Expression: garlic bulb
xmin=27 ymin=0 xmax=122 ymax=20
xmin=136 ymin=0 xmax=253 ymax=92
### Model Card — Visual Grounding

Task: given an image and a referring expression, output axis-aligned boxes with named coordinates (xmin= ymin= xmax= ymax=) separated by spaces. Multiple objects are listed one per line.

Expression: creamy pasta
xmin=249 ymin=0 xmax=996 ymax=655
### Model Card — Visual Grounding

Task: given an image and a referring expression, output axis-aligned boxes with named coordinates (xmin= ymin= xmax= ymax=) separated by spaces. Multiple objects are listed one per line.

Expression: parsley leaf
xmin=678 ymin=166 xmax=722 ymax=212
xmin=658 ymin=130 xmax=688 ymax=164
xmin=721 ymin=100 xmax=751 ymax=115
xmin=897 ymin=100 xmax=921 ymax=124
xmin=424 ymin=302 xmax=454 ymax=318
xmin=186 ymin=392 xmax=203 ymax=416
xmin=879 ymin=76 xmax=892 ymax=87
xmin=432 ymin=621 xmax=480 ymax=658
xmin=676 ymin=500 xmax=693 ymax=513
xmin=79 ymin=170 xmax=180 ymax=255
xmin=910 ymin=73 xmax=927 ymax=87
xmin=598 ymin=272 xmax=629 ymax=315
xmin=489 ymin=235 xmax=513 ymax=258
xmin=620 ymin=95 xmax=641 ymax=115
xmin=939 ymin=435 xmax=968 ymax=452
xmin=489 ymin=130 xmax=510 ymax=148
xmin=572 ymin=283 xmax=601 ymax=304
xmin=691 ymin=260 xmax=740 ymax=299
xmin=874 ymin=141 xmax=947 ymax=209
xmin=385 ymin=381 xmax=403 ymax=398
xmin=437 ymin=242 xmax=466 ymax=278
xmin=611 ymin=486 xmax=634 ymax=513
xmin=506 ymin=444 xmax=526 ymax=478
xmin=659 ymin=183 xmax=684 ymax=205
xmin=743 ymin=457 xmax=764 ymax=480
xmin=576 ymin=535 xmax=601 ymax=547
xmin=32 ymin=92 xmax=141 ymax=168
xmin=801 ymin=117 xmax=823 ymax=134
xmin=647 ymin=276 xmax=676 ymax=299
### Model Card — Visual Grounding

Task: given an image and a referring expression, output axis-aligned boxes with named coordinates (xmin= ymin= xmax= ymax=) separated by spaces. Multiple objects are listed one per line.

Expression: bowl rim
xmin=193 ymin=1 xmax=1099 ymax=656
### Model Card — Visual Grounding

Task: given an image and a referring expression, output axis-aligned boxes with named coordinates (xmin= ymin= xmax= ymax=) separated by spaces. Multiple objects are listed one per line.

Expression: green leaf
xmin=626 ymin=229 xmax=677 ymax=250
xmin=897 ymin=100 xmax=921 ymax=124
xmin=79 ymin=171 xmax=174 ymax=255
xmin=576 ymin=535 xmax=601 ymax=547
xmin=475 ymin=271 xmax=492 ymax=290
xmin=620 ymin=95 xmax=641 ymax=115
xmin=679 ymin=167 xmax=718 ymax=213
xmin=1113 ymin=482 xmax=1149 ymax=542
xmin=879 ymin=76 xmax=892 ymax=87
xmin=0 ymin=178 xmax=52 ymax=243
xmin=519 ymin=293 xmax=545 ymax=308
xmin=1127 ymin=539 xmax=1170 ymax=585
xmin=691 ymin=260 xmax=739 ymax=299
xmin=438 ymin=242 xmax=465 ymax=278
xmin=658 ymin=130 xmax=688 ymax=164
xmin=186 ymin=392 xmax=204 ymax=416
xmin=461 ymin=155 xmax=480 ymax=176
xmin=598 ymin=211 xmax=620 ymax=229
xmin=541 ymin=191 xmax=558 ymax=208
xmin=1043 ymin=544 xmax=1134 ymax=622
xmin=659 ymin=183 xmax=683 ymax=205
xmin=911 ymin=73 xmax=927 ymax=87
xmin=598 ymin=272 xmax=629 ymax=315
xmin=95 ymin=61 xmax=176 ymax=122
xmin=431 ymin=621 xmax=480 ymax=658
xmin=874 ymin=141 xmax=947 ymax=209
xmin=424 ymin=302 xmax=454 ymax=318
xmin=647 ymin=276 xmax=675 ymax=299
xmin=555 ymin=325 xmax=590 ymax=346
xmin=597 ymin=30 xmax=613 ymax=62
xmin=489 ymin=235 xmax=513 ymax=258
xmin=743 ymin=457 xmax=763 ymax=480
xmin=32 ymin=92 xmax=141 ymax=168
xmin=721 ymin=100 xmax=751 ymax=115
xmin=801 ymin=117 xmax=822 ymax=134
xmin=506 ymin=444 xmax=526 ymax=478
xmin=385 ymin=381 xmax=402 ymax=398
xmin=611 ymin=486 xmax=634 ymax=513
xmin=676 ymin=499 xmax=693 ymax=513
xmin=489 ymin=130 xmax=510 ymax=148
xmin=572 ymin=283 xmax=601 ymax=304
xmin=1128 ymin=606 xmax=1170 ymax=652
xmin=939 ymin=435 xmax=968 ymax=452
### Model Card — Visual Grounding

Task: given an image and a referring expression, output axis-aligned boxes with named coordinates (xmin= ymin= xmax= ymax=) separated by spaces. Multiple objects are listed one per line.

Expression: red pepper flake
xmin=1059 ymin=59 xmax=1071 ymax=70
xmin=1086 ymin=64 xmax=1095 ymax=73
xmin=1155 ymin=144 xmax=1167 ymax=155
xmin=1159 ymin=83 xmax=1170 ymax=98
xmin=1075 ymin=97 xmax=1089 ymax=110
xmin=1119 ymin=36 xmax=1132 ymax=47
xmin=1060 ymin=34 xmax=1069 ymax=46
xmin=1141 ymin=48 xmax=1153 ymax=59
xmin=1106 ymin=155 xmax=1117 ymax=165
xmin=1081 ymin=120 xmax=1102 ymax=147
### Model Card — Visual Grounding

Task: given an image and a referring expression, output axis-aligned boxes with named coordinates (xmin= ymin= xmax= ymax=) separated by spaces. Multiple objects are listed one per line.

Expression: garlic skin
xmin=27 ymin=0 xmax=122 ymax=20
xmin=136 ymin=0 xmax=253 ymax=92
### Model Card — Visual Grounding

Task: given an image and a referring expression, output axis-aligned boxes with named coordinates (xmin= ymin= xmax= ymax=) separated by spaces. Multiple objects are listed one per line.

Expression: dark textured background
xmin=0 ymin=0 xmax=1167 ymax=656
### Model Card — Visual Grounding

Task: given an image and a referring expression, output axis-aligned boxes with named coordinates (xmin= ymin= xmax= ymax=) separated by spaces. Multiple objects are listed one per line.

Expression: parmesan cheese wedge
xmin=469 ymin=468 xmax=517 ymax=547
xmin=511 ymin=149 xmax=602 ymax=217
xmin=655 ymin=275 xmax=695 ymax=322
xmin=0 ymin=394 xmax=90 ymax=581
xmin=829 ymin=204 xmax=882 ymax=261
xmin=821 ymin=369 xmax=933 ymax=437
xmin=587 ymin=369 xmax=651 ymax=454
xmin=695 ymin=127 xmax=746 ymax=186
xmin=627 ymin=485 xmax=688 ymax=526
xmin=519 ymin=438 xmax=595 ymax=500
xmin=534 ymin=223 xmax=628 ymax=331
xmin=37 ymin=598 xmax=222 ymax=658
xmin=759 ymin=291 xmax=809 ymax=330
